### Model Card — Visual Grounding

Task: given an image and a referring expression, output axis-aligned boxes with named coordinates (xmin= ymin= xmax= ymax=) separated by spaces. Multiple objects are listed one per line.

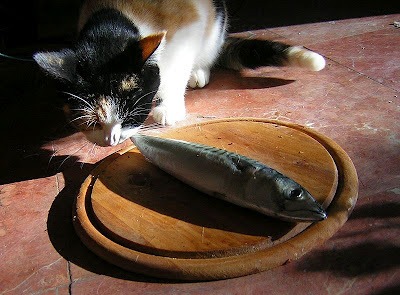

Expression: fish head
xmin=273 ymin=176 xmax=327 ymax=222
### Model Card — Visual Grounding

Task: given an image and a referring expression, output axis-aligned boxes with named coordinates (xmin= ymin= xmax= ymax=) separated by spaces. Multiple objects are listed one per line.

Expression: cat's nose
xmin=104 ymin=123 xmax=122 ymax=146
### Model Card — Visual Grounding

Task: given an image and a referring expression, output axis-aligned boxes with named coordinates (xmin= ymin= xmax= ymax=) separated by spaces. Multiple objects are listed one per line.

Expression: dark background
xmin=1 ymin=0 xmax=399 ymax=52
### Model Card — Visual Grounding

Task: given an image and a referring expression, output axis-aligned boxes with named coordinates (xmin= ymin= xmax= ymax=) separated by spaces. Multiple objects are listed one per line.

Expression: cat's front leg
xmin=152 ymin=96 xmax=186 ymax=126
xmin=152 ymin=66 xmax=189 ymax=125
xmin=152 ymin=40 xmax=197 ymax=125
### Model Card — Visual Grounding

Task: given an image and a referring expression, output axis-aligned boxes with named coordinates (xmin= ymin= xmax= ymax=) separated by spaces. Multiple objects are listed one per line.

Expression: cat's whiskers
xmin=69 ymin=114 xmax=99 ymax=130
xmin=83 ymin=116 xmax=99 ymax=128
xmin=134 ymin=90 xmax=158 ymax=107
xmin=120 ymin=100 xmax=154 ymax=122
xmin=48 ymin=146 xmax=62 ymax=167
xmin=138 ymin=122 xmax=165 ymax=133
xmin=62 ymin=91 xmax=94 ymax=110
xmin=69 ymin=107 xmax=95 ymax=112
xmin=127 ymin=108 xmax=151 ymax=118
xmin=121 ymin=90 xmax=158 ymax=117
xmin=141 ymin=122 xmax=162 ymax=128
xmin=126 ymin=100 xmax=155 ymax=116
xmin=48 ymin=141 xmax=91 ymax=171
xmin=139 ymin=127 xmax=165 ymax=133
xmin=62 ymin=91 xmax=100 ymax=128
xmin=63 ymin=88 xmax=159 ymax=137
xmin=89 ymin=142 xmax=98 ymax=157
xmin=120 ymin=95 xmax=155 ymax=118
xmin=69 ymin=114 xmax=94 ymax=124
xmin=80 ymin=142 xmax=98 ymax=169
xmin=56 ymin=141 xmax=91 ymax=171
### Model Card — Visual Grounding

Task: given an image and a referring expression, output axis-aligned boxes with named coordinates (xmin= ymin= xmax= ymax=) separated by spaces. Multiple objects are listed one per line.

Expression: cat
xmin=33 ymin=0 xmax=325 ymax=146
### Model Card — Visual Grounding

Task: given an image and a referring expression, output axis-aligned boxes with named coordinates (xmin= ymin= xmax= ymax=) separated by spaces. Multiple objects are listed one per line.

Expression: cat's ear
xmin=33 ymin=49 xmax=77 ymax=82
xmin=139 ymin=31 xmax=166 ymax=62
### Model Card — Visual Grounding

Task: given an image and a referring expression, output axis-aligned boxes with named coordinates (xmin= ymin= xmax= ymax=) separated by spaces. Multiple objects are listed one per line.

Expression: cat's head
xmin=33 ymin=32 xmax=165 ymax=146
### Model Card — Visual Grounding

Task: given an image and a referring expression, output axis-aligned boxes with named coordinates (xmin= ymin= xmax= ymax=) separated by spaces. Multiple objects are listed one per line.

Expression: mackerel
xmin=131 ymin=134 xmax=327 ymax=222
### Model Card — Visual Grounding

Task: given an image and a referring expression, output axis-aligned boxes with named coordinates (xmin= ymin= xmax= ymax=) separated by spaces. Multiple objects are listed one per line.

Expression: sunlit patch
xmin=120 ymin=75 xmax=139 ymax=91
xmin=69 ymin=110 xmax=100 ymax=131
xmin=47 ymin=55 xmax=64 ymax=67
xmin=64 ymin=92 xmax=121 ymax=132
xmin=96 ymin=95 xmax=120 ymax=124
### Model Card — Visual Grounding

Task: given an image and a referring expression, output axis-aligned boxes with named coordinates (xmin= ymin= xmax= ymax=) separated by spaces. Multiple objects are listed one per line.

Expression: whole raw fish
xmin=131 ymin=134 xmax=327 ymax=222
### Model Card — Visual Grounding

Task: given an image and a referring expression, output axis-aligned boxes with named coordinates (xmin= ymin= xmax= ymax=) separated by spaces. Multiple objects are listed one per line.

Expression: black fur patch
xmin=35 ymin=8 xmax=161 ymax=132
xmin=214 ymin=0 xmax=227 ymax=21
xmin=220 ymin=37 xmax=291 ymax=69
xmin=75 ymin=9 xmax=144 ymax=84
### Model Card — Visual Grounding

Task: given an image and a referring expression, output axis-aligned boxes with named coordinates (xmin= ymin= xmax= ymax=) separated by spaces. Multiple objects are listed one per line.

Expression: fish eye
xmin=288 ymin=188 xmax=303 ymax=199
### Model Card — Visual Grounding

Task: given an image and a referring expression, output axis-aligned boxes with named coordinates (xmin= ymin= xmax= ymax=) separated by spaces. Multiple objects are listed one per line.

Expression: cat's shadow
xmin=0 ymin=60 xmax=75 ymax=185
xmin=203 ymin=69 xmax=295 ymax=90
xmin=0 ymin=60 xmax=164 ymax=282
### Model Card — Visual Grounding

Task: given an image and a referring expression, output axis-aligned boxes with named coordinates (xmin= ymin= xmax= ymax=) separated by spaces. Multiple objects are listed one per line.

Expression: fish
xmin=131 ymin=134 xmax=327 ymax=222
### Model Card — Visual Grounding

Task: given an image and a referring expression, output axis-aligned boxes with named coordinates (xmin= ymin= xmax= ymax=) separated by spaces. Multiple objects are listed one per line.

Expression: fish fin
xmin=232 ymin=156 xmax=258 ymax=176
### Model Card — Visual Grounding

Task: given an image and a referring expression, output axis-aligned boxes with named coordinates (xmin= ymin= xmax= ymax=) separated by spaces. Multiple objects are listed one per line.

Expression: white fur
xmin=152 ymin=2 xmax=226 ymax=125
xmin=189 ymin=13 xmax=227 ymax=89
xmin=286 ymin=46 xmax=326 ymax=71
xmin=152 ymin=24 xmax=199 ymax=125
xmin=84 ymin=123 xmax=141 ymax=146
xmin=81 ymin=95 xmax=142 ymax=146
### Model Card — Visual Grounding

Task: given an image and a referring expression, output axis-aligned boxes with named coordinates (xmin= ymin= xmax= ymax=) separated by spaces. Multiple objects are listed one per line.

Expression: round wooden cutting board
xmin=73 ymin=118 xmax=358 ymax=280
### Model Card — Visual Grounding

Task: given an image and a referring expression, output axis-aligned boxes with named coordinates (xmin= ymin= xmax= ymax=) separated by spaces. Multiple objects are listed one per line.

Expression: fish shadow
xmin=46 ymin=159 xmax=180 ymax=283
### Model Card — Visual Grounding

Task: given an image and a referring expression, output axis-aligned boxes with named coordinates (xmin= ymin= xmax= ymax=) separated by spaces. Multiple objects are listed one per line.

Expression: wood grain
xmin=73 ymin=118 xmax=358 ymax=280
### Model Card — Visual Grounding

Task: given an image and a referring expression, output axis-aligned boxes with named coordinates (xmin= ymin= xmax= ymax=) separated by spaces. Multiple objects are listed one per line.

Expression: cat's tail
xmin=218 ymin=37 xmax=325 ymax=71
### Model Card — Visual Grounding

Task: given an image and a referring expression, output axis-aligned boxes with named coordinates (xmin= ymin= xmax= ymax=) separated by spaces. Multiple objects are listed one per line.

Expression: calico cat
xmin=34 ymin=0 xmax=325 ymax=146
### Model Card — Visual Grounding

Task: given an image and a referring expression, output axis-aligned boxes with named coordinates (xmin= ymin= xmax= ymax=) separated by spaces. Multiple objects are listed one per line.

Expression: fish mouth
xmin=279 ymin=208 xmax=327 ymax=222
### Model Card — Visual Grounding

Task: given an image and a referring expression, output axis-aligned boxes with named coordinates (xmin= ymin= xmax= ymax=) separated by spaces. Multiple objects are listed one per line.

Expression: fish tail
xmin=218 ymin=37 xmax=325 ymax=71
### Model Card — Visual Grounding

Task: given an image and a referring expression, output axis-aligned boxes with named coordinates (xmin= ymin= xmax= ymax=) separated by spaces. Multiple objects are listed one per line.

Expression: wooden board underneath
xmin=74 ymin=118 xmax=358 ymax=280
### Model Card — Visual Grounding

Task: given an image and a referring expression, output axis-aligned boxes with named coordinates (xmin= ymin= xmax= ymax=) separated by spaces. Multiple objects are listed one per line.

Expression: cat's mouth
xmin=82 ymin=123 xmax=140 ymax=146
xmin=63 ymin=100 xmax=141 ymax=146
xmin=102 ymin=123 xmax=123 ymax=146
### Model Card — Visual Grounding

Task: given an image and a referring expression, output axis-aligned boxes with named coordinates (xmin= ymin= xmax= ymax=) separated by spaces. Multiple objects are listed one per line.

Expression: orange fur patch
xmin=120 ymin=75 xmax=139 ymax=91
xmin=96 ymin=95 xmax=112 ymax=123
xmin=79 ymin=0 xmax=216 ymax=40
xmin=139 ymin=32 xmax=166 ymax=61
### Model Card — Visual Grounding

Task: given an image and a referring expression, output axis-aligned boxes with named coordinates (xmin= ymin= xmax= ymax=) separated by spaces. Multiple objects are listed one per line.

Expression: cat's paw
xmin=189 ymin=68 xmax=210 ymax=88
xmin=152 ymin=103 xmax=186 ymax=125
